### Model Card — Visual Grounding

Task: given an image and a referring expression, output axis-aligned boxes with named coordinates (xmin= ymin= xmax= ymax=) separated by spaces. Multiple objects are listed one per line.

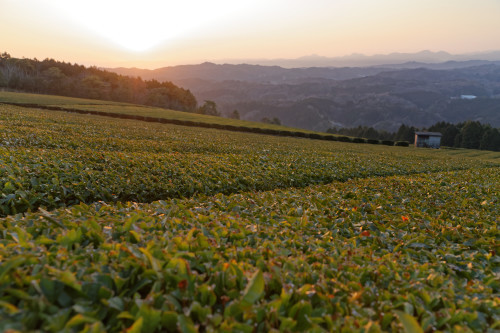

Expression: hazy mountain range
xmin=216 ymin=50 xmax=500 ymax=68
xmin=108 ymin=51 xmax=500 ymax=132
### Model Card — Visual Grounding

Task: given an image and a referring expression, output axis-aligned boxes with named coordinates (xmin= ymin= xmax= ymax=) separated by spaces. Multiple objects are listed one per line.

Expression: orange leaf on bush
xmin=178 ymin=279 xmax=188 ymax=290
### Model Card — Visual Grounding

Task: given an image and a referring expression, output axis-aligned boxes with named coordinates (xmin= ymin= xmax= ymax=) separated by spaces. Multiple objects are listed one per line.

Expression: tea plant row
xmin=1 ymin=168 xmax=498 ymax=332
xmin=1 ymin=105 xmax=498 ymax=216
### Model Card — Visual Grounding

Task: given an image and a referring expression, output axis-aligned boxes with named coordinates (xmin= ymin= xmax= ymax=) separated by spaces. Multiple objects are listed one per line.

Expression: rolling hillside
xmin=109 ymin=62 xmax=500 ymax=132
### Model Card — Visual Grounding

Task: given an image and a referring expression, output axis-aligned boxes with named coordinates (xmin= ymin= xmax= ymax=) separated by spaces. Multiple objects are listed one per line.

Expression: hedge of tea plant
xmin=0 ymin=168 xmax=499 ymax=332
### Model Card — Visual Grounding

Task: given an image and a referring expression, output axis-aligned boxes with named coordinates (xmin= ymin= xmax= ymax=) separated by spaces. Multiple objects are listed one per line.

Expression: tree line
xmin=328 ymin=121 xmax=500 ymax=151
xmin=0 ymin=52 xmax=197 ymax=111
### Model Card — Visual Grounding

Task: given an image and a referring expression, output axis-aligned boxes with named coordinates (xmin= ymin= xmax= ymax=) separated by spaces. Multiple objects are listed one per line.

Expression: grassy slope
xmin=0 ymin=91 xmax=130 ymax=105
xmin=0 ymin=102 xmax=499 ymax=332
xmin=0 ymin=91 xmax=314 ymax=132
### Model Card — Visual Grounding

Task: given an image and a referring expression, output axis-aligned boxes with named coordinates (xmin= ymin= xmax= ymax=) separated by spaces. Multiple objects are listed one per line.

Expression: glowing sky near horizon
xmin=1 ymin=0 xmax=500 ymax=68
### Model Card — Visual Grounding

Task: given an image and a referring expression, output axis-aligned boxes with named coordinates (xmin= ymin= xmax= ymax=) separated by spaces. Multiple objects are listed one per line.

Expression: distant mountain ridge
xmin=110 ymin=62 xmax=390 ymax=83
xmin=215 ymin=50 xmax=500 ymax=68
xmin=109 ymin=54 xmax=500 ymax=84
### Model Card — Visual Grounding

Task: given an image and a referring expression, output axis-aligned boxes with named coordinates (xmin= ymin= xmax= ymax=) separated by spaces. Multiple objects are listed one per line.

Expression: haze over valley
xmin=109 ymin=51 xmax=500 ymax=132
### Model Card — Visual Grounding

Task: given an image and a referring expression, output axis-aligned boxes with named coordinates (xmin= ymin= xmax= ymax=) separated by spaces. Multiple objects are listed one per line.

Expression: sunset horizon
xmin=2 ymin=0 xmax=500 ymax=69
xmin=5 ymin=48 xmax=500 ymax=71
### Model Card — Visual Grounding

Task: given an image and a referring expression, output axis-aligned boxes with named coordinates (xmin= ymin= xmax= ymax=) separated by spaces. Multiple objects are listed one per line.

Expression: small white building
xmin=415 ymin=132 xmax=442 ymax=149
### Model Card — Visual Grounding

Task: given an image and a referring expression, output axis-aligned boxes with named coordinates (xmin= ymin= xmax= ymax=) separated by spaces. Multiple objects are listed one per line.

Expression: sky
xmin=1 ymin=0 xmax=500 ymax=69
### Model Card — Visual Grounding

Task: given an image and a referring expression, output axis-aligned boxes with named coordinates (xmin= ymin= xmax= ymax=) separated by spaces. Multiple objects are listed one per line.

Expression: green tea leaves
xmin=394 ymin=311 xmax=424 ymax=333
xmin=241 ymin=270 xmax=264 ymax=305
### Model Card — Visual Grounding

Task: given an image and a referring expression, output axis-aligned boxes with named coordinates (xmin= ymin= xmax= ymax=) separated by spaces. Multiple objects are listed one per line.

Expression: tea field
xmin=0 ymin=102 xmax=499 ymax=332
xmin=1 ymin=104 xmax=499 ymax=217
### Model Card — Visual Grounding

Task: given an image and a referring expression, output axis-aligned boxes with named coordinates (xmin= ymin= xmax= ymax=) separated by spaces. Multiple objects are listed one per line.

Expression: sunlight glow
xmin=47 ymin=0 xmax=251 ymax=52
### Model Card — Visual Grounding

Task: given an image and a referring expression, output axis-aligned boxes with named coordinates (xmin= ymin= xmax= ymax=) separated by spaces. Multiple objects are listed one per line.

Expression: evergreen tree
xmin=454 ymin=132 xmax=463 ymax=148
xmin=442 ymin=125 xmax=460 ymax=147
xmin=229 ymin=110 xmax=240 ymax=119
xmin=480 ymin=128 xmax=500 ymax=151
xmin=395 ymin=124 xmax=416 ymax=143
xmin=460 ymin=121 xmax=484 ymax=149
xmin=198 ymin=100 xmax=220 ymax=116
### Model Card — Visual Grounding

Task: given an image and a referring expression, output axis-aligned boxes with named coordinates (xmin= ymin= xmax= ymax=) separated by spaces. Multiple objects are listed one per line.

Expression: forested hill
xmin=0 ymin=52 xmax=197 ymax=111
xmin=110 ymin=62 xmax=390 ymax=83
xmin=109 ymin=62 xmax=500 ymax=132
